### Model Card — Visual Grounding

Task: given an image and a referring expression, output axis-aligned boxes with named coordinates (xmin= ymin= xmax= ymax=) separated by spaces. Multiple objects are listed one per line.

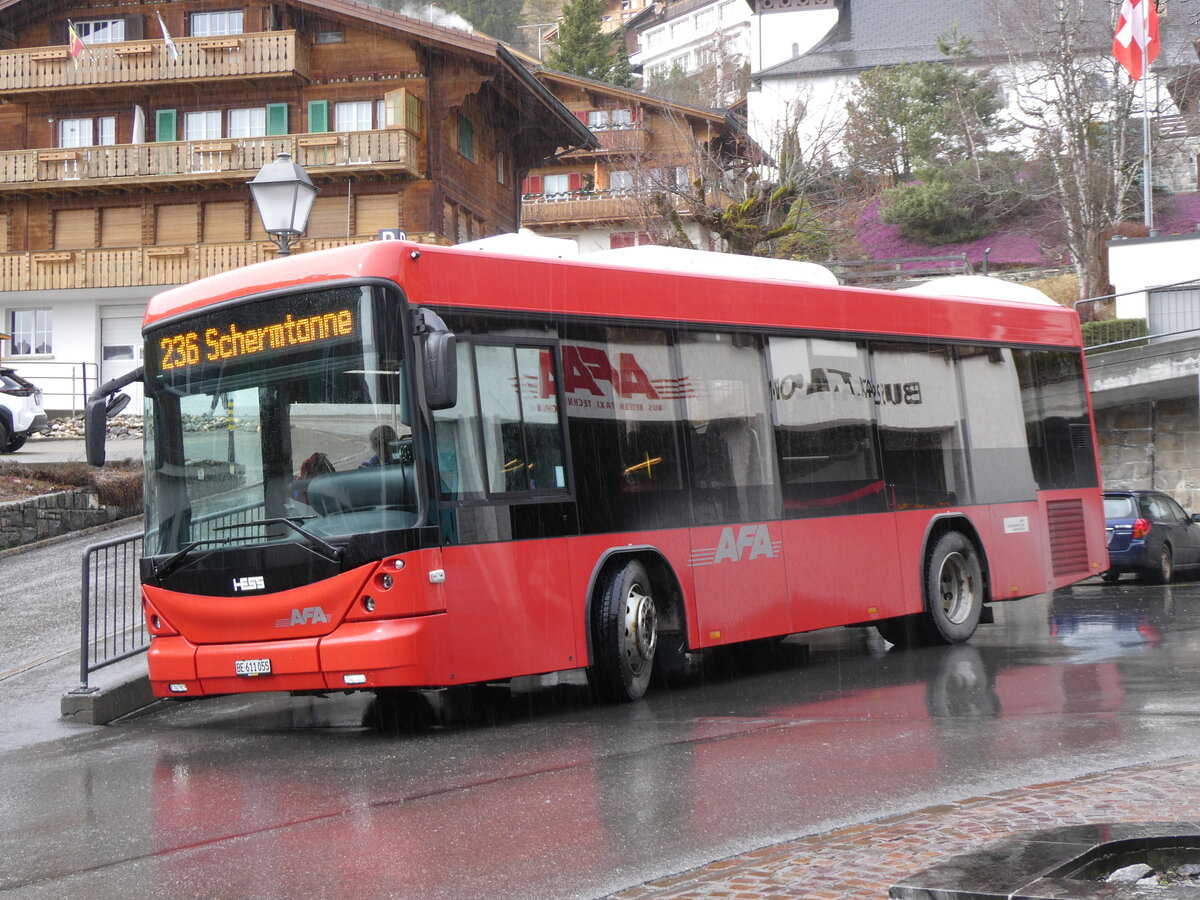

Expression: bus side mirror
xmin=85 ymin=366 xmax=144 ymax=467
xmin=85 ymin=397 xmax=109 ymax=467
xmin=424 ymin=330 xmax=457 ymax=410
xmin=414 ymin=308 xmax=457 ymax=410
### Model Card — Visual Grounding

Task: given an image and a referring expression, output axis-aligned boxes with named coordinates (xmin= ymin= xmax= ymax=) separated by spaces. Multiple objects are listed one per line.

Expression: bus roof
xmin=143 ymin=238 xmax=1082 ymax=348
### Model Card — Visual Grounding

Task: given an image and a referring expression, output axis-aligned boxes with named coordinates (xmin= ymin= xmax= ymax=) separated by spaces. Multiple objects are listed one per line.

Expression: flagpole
xmin=1142 ymin=12 xmax=1153 ymax=229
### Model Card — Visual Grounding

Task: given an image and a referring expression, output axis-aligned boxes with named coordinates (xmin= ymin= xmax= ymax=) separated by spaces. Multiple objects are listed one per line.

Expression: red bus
xmin=86 ymin=237 xmax=1108 ymax=703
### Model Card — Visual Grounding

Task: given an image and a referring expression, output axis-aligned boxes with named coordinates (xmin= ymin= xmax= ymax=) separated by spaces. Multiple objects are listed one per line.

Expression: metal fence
xmin=78 ymin=530 xmax=145 ymax=691
xmin=74 ymin=501 xmax=267 ymax=690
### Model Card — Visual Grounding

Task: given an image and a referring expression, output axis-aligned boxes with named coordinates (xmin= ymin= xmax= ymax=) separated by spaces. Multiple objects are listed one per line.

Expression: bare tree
xmin=990 ymin=0 xmax=1145 ymax=300
xmin=598 ymin=93 xmax=850 ymax=258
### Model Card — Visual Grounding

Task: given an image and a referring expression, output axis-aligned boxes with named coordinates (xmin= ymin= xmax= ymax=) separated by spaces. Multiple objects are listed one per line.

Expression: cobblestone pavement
xmin=611 ymin=757 xmax=1200 ymax=899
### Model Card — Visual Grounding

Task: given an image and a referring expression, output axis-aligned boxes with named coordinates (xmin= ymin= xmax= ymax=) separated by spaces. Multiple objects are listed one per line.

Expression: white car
xmin=0 ymin=367 xmax=48 ymax=452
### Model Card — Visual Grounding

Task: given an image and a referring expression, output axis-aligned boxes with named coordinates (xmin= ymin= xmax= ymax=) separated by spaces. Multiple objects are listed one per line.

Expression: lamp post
xmin=248 ymin=151 xmax=317 ymax=256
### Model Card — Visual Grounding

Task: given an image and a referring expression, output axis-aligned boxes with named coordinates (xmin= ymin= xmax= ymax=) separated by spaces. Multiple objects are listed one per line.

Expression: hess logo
xmin=232 ymin=576 xmax=265 ymax=592
xmin=276 ymin=607 xmax=330 ymax=628
xmin=689 ymin=525 xmax=780 ymax=567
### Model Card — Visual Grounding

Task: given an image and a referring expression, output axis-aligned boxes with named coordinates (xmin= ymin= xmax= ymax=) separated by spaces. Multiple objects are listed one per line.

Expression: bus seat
xmin=306 ymin=464 xmax=416 ymax=516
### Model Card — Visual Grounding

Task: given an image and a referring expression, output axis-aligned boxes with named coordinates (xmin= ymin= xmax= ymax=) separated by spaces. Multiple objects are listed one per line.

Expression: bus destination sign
xmin=158 ymin=308 xmax=356 ymax=371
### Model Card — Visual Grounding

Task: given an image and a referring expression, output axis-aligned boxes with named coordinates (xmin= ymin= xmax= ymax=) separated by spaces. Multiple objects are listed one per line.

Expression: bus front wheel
xmin=923 ymin=532 xmax=984 ymax=644
xmin=590 ymin=559 xmax=658 ymax=702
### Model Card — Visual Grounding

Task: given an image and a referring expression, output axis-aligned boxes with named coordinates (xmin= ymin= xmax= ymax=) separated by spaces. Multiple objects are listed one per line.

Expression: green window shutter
xmin=308 ymin=100 xmax=329 ymax=134
xmin=155 ymin=109 xmax=177 ymax=142
xmin=266 ymin=103 xmax=289 ymax=136
xmin=458 ymin=114 xmax=474 ymax=161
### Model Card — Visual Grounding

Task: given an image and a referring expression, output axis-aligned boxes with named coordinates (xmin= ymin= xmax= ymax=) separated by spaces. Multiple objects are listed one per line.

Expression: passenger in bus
xmin=292 ymin=451 xmax=335 ymax=505
xmin=360 ymin=424 xmax=398 ymax=468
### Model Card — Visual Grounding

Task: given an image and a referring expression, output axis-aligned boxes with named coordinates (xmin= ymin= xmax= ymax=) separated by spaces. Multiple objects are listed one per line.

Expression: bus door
xmin=767 ymin=336 xmax=907 ymax=630
xmin=431 ymin=338 xmax=580 ymax=684
xmin=680 ymin=332 xmax=791 ymax=645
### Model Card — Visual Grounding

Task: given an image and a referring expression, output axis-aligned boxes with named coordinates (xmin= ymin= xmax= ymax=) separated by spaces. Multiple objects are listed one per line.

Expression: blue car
xmin=1102 ymin=490 xmax=1200 ymax=584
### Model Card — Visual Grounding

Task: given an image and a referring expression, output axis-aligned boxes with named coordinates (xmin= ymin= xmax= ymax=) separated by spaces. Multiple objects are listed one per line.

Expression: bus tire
xmin=923 ymin=531 xmax=984 ymax=644
xmin=590 ymin=558 xmax=657 ymax=702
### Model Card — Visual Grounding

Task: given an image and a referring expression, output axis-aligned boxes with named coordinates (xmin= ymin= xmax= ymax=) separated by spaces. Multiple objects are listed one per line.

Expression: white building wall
xmin=1108 ymin=233 xmax=1200 ymax=320
xmin=633 ymin=0 xmax=752 ymax=96
xmin=2 ymin=285 xmax=157 ymax=416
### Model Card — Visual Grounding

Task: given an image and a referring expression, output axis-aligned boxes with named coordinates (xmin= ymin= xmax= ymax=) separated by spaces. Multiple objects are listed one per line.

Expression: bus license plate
xmin=235 ymin=658 xmax=272 ymax=676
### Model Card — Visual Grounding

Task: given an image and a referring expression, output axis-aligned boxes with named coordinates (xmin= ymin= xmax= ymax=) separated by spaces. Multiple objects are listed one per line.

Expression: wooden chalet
xmin=522 ymin=67 xmax=758 ymax=252
xmin=0 ymin=0 xmax=593 ymax=412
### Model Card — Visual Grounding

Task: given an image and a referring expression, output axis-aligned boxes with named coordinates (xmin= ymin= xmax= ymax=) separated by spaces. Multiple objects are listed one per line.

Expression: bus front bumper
xmin=147 ymin=614 xmax=449 ymax=698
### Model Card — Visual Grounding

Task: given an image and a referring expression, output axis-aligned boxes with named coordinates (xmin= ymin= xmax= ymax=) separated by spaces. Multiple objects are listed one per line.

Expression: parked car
xmin=0 ymin=366 xmax=47 ymax=453
xmin=1102 ymin=489 xmax=1200 ymax=583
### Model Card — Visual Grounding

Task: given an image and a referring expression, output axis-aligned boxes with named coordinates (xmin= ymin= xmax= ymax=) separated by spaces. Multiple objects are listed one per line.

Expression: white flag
xmin=156 ymin=11 xmax=180 ymax=61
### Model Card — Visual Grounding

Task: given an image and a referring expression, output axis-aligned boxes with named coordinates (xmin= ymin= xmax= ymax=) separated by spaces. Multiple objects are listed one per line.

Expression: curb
xmin=60 ymin=675 xmax=157 ymax=726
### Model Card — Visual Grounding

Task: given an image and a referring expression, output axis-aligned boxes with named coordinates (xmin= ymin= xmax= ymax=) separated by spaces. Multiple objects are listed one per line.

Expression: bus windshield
xmin=142 ymin=284 xmax=415 ymax=557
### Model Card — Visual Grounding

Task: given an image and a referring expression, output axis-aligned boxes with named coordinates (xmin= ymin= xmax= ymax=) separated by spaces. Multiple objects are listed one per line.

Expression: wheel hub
xmin=938 ymin=552 xmax=976 ymax=625
xmin=624 ymin=585 xmax=657 ymax=675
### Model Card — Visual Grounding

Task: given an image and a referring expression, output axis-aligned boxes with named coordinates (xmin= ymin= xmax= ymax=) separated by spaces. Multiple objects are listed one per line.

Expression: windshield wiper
xmin=218 ymin=516 xmax=343 ymax=562
xmin=153 ymin=537 xmax=242 ymax=579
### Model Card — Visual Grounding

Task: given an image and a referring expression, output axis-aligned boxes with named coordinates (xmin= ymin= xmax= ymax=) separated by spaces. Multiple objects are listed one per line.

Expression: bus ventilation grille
xmin=1047 ymin=499 xmax=1089 ymax=577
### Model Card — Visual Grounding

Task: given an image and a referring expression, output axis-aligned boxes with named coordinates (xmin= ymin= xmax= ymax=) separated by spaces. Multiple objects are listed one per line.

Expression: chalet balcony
xmin=0 ymin=233 xmax=450 ymax=293
xmin=563 ymin=124 xmax=652 ymax=156
xmin=0 ymin=30 xmax=311 ymax=100
xmin=521 ymin=190 xmax=650 ymax=226
xmin=0 ymin=130 xmax=420 ymax=194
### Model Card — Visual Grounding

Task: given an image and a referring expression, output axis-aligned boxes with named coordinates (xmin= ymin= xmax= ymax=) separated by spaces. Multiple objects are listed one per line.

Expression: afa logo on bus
xmin=689 ymin=525 xmax=782 ymax=567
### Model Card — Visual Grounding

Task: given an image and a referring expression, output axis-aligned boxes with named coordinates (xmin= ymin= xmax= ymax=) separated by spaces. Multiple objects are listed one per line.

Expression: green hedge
xmin=1082 ymin=318 xmax=1148 ymax=351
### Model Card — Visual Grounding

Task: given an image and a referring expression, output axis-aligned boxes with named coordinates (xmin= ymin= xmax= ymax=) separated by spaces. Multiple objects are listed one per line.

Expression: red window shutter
xmin=568 ymin=173 xmax=583 ymax=191
xmin=638 ymin=232 xmax=651 ymax=245
xmin=523 ymin=175 xmax=543 ymax=194
xmin=575 ymin=111 xmax=589 ymax=123
xmin=610 ymin=231 xmax=635 ymax=249
xmin=633 ymin=106 xmax=643 ymax=122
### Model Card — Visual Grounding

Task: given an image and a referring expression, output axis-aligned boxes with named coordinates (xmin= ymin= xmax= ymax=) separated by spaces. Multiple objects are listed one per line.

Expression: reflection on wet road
xmin=3 ymin=580 xmax=1200 ymax=899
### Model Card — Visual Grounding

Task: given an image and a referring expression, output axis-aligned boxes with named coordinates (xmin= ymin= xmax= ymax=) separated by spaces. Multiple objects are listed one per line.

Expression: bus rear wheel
xmin=590 ymin=559 xmax=658 ymax=703
xmin=923 ymin=532 xmax=984 ymax=644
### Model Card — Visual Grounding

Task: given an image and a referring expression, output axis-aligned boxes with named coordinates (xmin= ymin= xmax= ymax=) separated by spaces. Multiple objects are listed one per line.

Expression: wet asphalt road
xmin=2 ymin=570 xmax=1200 ymax=899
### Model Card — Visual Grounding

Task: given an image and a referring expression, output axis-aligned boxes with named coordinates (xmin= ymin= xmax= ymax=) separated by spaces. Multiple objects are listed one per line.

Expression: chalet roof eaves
xmin=530 ymin=66 xmax=730 ymax=125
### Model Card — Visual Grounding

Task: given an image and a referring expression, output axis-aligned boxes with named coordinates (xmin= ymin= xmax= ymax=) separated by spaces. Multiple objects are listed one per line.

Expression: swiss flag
xmin=1114 ymin=0 xmax=1159 ymax=80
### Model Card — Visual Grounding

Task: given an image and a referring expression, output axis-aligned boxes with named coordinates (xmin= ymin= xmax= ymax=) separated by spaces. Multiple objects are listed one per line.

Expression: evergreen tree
xmin=546 ymin=0 xmax=632 ymax=87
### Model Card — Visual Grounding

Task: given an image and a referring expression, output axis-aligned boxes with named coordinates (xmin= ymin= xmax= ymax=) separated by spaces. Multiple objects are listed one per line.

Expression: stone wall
xmin=0 ymin=489 xmax=133 ymax=550
xmin=1095 ymin=397 xmax=1200 ymax=511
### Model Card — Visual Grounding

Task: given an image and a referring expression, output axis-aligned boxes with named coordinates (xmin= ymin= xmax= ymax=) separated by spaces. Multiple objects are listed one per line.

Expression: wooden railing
xmin=0 ymin=234 xmax=451 ymax=292
xmin=0 ymin=30 xmax=310 ymax=95
xmin=521 ymin=191 xmax=647 ymax=225
xmin=0 ymin=130 xmax=419 ymax=191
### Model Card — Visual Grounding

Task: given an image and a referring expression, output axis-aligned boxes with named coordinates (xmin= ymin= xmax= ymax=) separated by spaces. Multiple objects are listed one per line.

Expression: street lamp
xmin=248 ymin=151 xmax=317 ymax=256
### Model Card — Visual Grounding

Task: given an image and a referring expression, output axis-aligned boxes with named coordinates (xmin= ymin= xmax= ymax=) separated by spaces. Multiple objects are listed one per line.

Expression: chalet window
xmin=74 ymin=19 xmax=125 ymax=43
xmin=335 ymin=101 xmax=373 ymax=132
xmin=9 ymin=309 xmax=52 ymax=356
xmin=694 ymin=8 xmax=715 ymax=30
xmin=156 ymin=204 xmax=199 ymax=244
xmin=190 ymin=11 xmax=243 ymax=36
xmin=496 ymin=150 xmax=506 ymax=185
xmin=54 ymin=209 xmax=96 ymax=249
xmin=384 ymin=88 xmax=423 ymax=136
xmin=59 ymin=117 xmax=116 ymax=148
xmin=185 ymin=111 xmax=221 ymax=141
xmin=457 ymin=114 xmax=475 ymax=162
xmin=101 ymin=207 xmax=142 ymax=248
xmin=315 ymin=30 xmax=344 ymax=43
xmin=228 ymin=108 xmax=266 ymax=138
xmin=543 ymin=174 xmax=570 ymax=195
xmin=609 ymin=170 xmax=633 ymax=192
